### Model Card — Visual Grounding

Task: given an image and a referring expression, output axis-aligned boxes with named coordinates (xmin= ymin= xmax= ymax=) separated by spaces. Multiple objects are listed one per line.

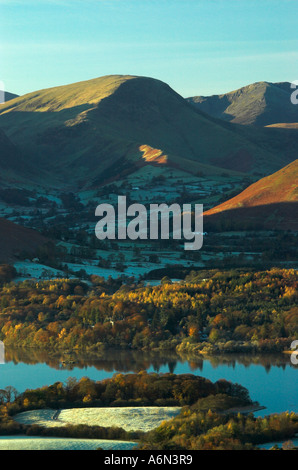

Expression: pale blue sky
xmin=1 ymin=0 xmax=297 ymax=97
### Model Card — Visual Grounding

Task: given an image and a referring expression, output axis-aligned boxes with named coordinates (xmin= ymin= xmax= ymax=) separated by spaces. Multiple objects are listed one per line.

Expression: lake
xmin=0 ymin=349 xmax=297 ymax=417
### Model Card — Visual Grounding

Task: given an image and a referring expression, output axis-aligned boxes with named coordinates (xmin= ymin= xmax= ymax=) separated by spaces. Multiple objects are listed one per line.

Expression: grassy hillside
xmin=188 ymin=81 xmax=298 ymax=126
xmin=0 ymin=75 xmax=295 ymax=189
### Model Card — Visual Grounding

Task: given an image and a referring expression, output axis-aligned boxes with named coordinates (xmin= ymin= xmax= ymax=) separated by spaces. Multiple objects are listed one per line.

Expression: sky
xmin=1 ymin=0 xmax=298 ymax=98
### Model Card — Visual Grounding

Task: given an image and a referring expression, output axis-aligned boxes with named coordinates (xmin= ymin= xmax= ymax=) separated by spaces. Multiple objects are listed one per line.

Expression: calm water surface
xmin=0 ymin=349 xmax=297 ymax=417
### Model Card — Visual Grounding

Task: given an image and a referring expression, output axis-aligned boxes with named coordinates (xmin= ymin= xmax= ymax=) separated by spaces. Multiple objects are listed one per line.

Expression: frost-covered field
xmin=59 ymin=407 xmax=181 ymax=431
xmin=14 ymin=406 xmax=181 ymax=432
xmin=0 ymin=436 xmax=137 ymax=450
xmin=13 ymin=409 xmax=65 ymax=428
xmin=14 ymin=261 xmax=66 ymax=281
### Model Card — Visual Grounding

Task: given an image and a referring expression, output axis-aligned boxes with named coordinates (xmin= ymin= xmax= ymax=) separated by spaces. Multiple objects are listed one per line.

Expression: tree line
xmin=0 ymin=268 xmax=296 ymax=353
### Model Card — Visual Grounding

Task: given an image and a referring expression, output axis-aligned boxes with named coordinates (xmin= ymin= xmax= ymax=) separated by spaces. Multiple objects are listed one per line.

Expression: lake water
xmin=0 ymin=349 xmax=297 ymax=417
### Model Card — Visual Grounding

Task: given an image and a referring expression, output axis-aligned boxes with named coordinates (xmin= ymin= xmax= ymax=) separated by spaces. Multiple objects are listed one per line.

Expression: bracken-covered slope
xmin=204 ymin=160 xmax=298 ymax=230
xmin=187 ymin=81 xmax=298 ymax=126
xmin=0 ymin=218 xmax=48 ymax=263
xmin=0 ymin=75 xmax=296 ymax=189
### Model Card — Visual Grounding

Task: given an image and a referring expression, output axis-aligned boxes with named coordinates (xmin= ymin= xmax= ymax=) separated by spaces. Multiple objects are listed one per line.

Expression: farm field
xmin=0 ymin=436 xmax=137 ymax=450
xmin=14 ymin=406 xmax=182 ymax=432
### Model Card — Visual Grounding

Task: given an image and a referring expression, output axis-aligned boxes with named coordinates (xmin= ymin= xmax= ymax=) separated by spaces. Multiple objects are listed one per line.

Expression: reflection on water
xmin=4 ymin=348 xmax=293 ymax=374
xmin=5 ymin=348 xmax=184 ymax=374
xmin=1 ymin=348 xmax=297 ymax=416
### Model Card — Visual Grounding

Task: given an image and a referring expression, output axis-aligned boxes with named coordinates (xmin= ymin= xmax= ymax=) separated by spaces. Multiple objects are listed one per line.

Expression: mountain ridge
xmin=187 ymin=81 xmax=298 ymax=126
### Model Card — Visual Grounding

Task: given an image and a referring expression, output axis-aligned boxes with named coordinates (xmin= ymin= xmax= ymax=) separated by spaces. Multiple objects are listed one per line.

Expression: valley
xmin=0 ymin=74 xmax=297 ymax=452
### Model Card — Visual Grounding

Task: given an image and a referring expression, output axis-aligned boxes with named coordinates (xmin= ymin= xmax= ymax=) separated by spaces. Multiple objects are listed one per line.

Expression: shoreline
xmin=221 ymin=403 xmax=267 ymax=415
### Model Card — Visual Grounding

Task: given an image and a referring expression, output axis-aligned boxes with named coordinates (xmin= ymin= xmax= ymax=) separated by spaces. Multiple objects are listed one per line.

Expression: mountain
xmin=0 ymin=75 xmax=296 ymax=189
xmin=204 ymin=160 xmax=298 ymax=230
xmin=2 ymin=91 xmax=19 ymax=102
xmin=187 ymin=82 xmax=298 ymax=127
xmin=0 ymin=218 xmax=48 ymax=263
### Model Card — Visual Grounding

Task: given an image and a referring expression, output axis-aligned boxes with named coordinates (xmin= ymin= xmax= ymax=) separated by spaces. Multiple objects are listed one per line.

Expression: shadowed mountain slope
xmin=0 ymin=218 xmax=48 ymax=263
xmin=0 ymin=128 xmax=38 ymax=185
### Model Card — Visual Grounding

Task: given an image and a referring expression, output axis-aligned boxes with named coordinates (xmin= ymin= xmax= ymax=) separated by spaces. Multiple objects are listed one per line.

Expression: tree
xmin=0 ymin=386 xmax=19 ymax=403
